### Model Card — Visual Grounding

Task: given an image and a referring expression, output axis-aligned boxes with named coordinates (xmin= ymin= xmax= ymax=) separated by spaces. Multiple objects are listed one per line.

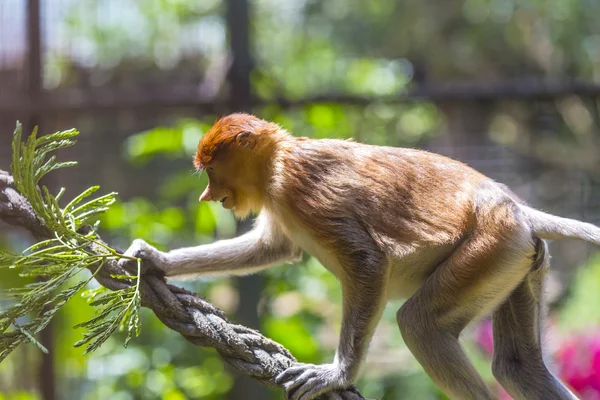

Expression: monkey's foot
xmin=276 ymin=363 xmax=351 ymax=400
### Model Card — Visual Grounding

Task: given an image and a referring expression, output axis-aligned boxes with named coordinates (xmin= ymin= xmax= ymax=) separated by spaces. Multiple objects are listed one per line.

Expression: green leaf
xmin=1 ymin=123 xmax=142 ymax=362
xmin=0 ymin=250 xmax=19 ymax=266
xmin=35 ymin=128 xmax=79 ymax=146
xmin=63 ymin=186 xmax=100 ymax=213
xmin=14 ymin=323 xmax=48 ymax=354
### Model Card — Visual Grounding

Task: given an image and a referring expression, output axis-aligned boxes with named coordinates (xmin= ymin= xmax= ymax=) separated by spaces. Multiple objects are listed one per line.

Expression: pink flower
xmin=474 ymin=319 xmax=494 ymax=355
xmin=557 ymin=332 xmax=600 ymax=399
xmin=498 ymin=386 xmax=513 ymax=400
xmin=473 ymin=320 xmax=600 ymax=399
xmin=473 ymin=320 xmax=515 ymax=398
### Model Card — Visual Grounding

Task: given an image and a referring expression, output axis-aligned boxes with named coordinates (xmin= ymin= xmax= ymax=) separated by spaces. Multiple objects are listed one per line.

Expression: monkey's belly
xmin=386 ymin=243 xmax=458 ymax=299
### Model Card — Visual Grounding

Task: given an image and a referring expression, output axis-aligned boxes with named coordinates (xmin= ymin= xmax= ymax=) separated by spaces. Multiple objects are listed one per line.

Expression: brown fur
xmin=142 ymin=112 xmax=590 ymax=399
xmin=195 ymin=114 xmax=288 ymax=218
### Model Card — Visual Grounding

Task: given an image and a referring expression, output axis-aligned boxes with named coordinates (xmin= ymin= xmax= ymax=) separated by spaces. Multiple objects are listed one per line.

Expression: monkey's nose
xmin=199 ymin=187 xmax=212 ymax=202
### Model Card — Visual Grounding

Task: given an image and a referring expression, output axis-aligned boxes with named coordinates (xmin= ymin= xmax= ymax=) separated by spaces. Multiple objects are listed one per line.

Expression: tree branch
xmin=0 ymin=169 xmax=369 ymax=400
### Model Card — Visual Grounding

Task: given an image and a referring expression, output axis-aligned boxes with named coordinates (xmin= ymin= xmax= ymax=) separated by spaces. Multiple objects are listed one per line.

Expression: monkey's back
xmin=274 ymin=139 xmax=507 ymax=252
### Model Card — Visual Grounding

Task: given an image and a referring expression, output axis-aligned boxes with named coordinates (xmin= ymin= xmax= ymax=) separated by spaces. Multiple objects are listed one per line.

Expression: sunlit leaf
xmin=1 ymin=123 xmax=142 ymax=362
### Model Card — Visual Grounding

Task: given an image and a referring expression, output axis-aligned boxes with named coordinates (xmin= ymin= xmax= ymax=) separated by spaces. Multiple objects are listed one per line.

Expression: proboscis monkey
xmin=120 ymin=113 xmax=596 ymax=400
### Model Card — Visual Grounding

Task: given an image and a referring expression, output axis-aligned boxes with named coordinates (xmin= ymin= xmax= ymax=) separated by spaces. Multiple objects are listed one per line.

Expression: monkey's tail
xmin=519 ymin=205 xmax=600 ymax=245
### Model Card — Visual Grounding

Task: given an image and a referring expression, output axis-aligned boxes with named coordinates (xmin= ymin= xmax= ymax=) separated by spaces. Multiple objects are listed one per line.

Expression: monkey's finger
xmin=116 ymin=257 xmax=138 ymax=275
xmin=121 ymin=247 xmax=146 ymax=262
xmin=116 ymin=257 xmax=132 ymax=269
xmin=284 ymin=369 xmax=318 ymax=393
xmin=298 ymin=386 xmax=326 ymax=400
xmin=275 ymin=365 xmax=309 ymax=384
xmin=291 ymin=377 xmax=320 ymax=400
xmin=125 ymin=239 xmax=148 ymax=257
xmin=116 ymin=240 xmax=148 ymax=270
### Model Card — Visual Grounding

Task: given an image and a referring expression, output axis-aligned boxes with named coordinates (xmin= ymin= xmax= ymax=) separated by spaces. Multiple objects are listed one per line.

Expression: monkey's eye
xmin=207 ymin=167 xmax=214 ymax=173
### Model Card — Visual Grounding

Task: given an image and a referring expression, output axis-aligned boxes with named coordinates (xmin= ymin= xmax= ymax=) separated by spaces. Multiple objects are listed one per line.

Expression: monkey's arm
xmin=120 ymin=212 xmax=301 ymax=279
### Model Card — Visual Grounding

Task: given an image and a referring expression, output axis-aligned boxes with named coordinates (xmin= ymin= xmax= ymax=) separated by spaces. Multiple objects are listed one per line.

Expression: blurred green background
xmin=1 ymin=0 xmax=600 ymax=399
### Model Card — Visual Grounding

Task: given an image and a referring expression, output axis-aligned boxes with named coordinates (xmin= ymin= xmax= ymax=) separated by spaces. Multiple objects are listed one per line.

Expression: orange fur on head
xmin=194 ymin=113 xmax=275 ymax=170
xmin=194 ymin=113 xmax=290 ymax=219
xmin=132 ymin=110 xmax=600 ymax=400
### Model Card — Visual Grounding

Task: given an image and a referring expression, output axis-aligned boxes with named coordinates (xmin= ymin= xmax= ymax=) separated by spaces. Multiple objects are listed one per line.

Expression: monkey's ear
xmin=236 ymin=131 xmax=256 ymax=150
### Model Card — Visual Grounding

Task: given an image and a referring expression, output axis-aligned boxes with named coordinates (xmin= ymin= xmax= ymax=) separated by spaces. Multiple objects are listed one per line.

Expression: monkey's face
xmin=200 ymin=156 xmax=262 ymax=219
xmin=200 ymin=164 xmax=235 ymax=209
xmin=194 ymin=113 xmax=285 ymax=218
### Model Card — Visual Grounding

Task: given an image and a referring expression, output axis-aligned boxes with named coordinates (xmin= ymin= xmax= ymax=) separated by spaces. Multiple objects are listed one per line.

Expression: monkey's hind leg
xmin=396 ymin=208 xmax=537 ymax=400
xmin=492 ymin=238 xmax=578 ymax=400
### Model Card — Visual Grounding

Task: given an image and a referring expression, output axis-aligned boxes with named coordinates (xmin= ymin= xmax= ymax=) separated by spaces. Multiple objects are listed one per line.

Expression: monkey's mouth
xmin=218 ymin=195 xmax=235 ymax=209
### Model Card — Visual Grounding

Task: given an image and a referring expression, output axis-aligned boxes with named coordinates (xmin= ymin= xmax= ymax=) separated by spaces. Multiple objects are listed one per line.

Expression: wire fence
xmin=0 ymin=0 xmax=598 ymax=255
xmin=0 ymin=0 xmax=598 ymax=262
xmin=1 ymin=2 xmax=600 ymax=399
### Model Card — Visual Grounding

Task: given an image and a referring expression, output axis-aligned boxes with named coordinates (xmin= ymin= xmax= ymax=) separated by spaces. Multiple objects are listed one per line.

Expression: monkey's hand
xmin=275 ymin=363 xmax=351 ymax=400
xmin=117 ymin=238 xmax=168 ymax=278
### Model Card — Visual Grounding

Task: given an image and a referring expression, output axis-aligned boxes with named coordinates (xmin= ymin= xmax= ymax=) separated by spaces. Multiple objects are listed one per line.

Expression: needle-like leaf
xmin=0 ymin=123 xmax=141 ymax=362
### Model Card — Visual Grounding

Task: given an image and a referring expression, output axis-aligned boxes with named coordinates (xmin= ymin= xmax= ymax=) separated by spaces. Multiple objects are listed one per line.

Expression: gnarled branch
xmin=0 ymin=169 xmax=369 ymax=400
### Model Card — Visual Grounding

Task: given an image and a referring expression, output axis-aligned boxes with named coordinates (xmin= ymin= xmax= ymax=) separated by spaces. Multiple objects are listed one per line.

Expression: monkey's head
xmin=194 ymin=113 xmax=288 ymax=218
